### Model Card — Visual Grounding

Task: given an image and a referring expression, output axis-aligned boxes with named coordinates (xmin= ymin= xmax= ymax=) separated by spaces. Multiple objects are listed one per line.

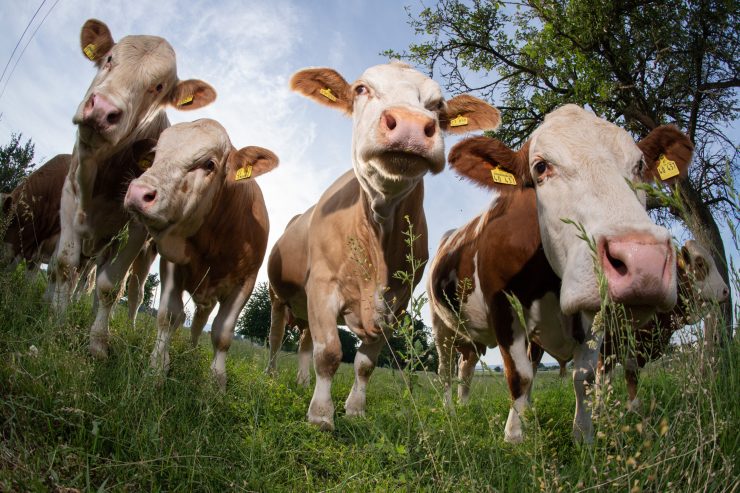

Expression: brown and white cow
xmin=428 ymin=104 xmax=693 ymax=442
xmin=266 ymin=61 xmax=500 ymax=431
xmin=125 ymin=119 xmax=278 ymax=388
xmin=46 ymin=19 xmax=215 ymax=358
xmin=1 ymin=154 xmax=154 ymax=322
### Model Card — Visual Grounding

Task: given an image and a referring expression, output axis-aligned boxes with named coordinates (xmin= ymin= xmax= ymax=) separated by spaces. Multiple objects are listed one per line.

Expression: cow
xmin=1 ymin=154 xmax=154 ymax=322
xmin=428 ymin=104 xmax=694 ymax=443
xmin=46 ymin=19 xmax=216 ymax=358
xmin=266 ymin=61 xmax=501 ymax=431
xmin=124 ymin=119 xmax=278 ymax=388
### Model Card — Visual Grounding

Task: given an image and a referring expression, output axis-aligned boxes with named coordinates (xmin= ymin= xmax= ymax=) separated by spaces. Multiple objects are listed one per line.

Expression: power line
xmin=0 ymin=0 xmax=47 ymax=86
xmin=0 ymin=0 xmax=61 ymax=102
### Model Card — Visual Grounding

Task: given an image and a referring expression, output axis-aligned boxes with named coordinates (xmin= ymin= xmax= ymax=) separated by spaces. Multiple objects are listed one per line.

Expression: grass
xmin=0 ymin=266 xmax=738 ymax=492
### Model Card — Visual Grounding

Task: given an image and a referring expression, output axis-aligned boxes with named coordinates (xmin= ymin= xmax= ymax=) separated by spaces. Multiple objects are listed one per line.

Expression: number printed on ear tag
xmin=491 ymin=167 xmax=517 ymax=185
xmin=235 ymin=165 xmax=252 ymax=181
xmin=657 ymin=154 xmax=679 ymax=181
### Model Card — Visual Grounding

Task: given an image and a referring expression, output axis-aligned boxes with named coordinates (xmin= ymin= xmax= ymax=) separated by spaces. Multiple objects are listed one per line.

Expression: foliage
xmin=378 ymin=318 xmax=438 ymax=371
xmin=0 ymin=133 xmax=35 ymax=193
xmin=141 ymin=273 xmax=159 ymax=309
xmin=338 ymin=327 xmax=359 ymax=363
xmin=237 ymin=282 xmax=297 ymax=350
xmin=0 ymin=267 xmax=737 ymax=491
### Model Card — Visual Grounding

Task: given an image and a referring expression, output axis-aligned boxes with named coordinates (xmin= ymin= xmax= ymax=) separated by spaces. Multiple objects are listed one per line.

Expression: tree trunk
xmin=675 ymin=178 xmax=734 ymax=347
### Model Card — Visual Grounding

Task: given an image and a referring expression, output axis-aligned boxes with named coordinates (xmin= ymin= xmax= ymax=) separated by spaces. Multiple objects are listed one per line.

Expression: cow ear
xmin=169 ymin=79 xmax=217 ymax=111
xmin=228 ymin=146 xmax=279 ymax=182
xmin=290 ymin=68 xmax=353 ymax=114
xmin=80 ymin=19 xmax=115 ymax=64
xmin=637 ymin=125 xmax=693 ymax=185
xmin=448 ymin=136 xmax=530 ymax=189
xmin=441 ymin=95 xmax=501 ymax=135
xmin=131 ymin=138 xmax=158 ymax=172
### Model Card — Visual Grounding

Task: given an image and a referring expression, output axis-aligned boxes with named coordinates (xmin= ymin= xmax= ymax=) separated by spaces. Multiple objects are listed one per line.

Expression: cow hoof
xmin=212 ymin=371 xmax=227 ymax=391
xmin=504 ymin=432 xmax=524 ymax=444
xmin=627 ymin=398 xmax=641 ymax=413
xmin=572 ymin=426 xmax=594 ymax=445
xmin=89 ymin=340 xmax=109 ymax=360
xmin=307 ymin=414 xmax=335 ymax=432
xmin=345 ymin=406 xmax=366 ymax=418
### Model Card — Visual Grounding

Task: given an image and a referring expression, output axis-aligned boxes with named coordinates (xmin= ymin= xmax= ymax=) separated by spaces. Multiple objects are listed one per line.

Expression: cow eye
xmin=106 ymin=55 xmax=112 ymax=64
xmin=205 ymin=160 xmax=216 ymax=172
xmin=534 ymin=161 xmax=548 ymax=175
xmin=156 ymin=83 xmax=164 ymax=92
xmin=355 ymin=85 xmax=368 ymax=96
xmin=634 ymin=156 xmax=646 ymax=176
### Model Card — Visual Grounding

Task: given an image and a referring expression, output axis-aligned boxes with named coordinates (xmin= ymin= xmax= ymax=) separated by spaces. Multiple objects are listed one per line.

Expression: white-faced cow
xmin=47 ymin=19 xmax=216 ymax=358
xmin=125 ymin=119 xmax=278 ymax=388
xmin=267 ymin=61 xmax=500 ymax=431
xmin=428 ymin=104 xmax=693 ymax=443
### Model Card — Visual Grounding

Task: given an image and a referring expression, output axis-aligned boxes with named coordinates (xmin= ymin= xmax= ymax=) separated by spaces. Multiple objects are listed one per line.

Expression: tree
xmin=338 ymin=327 xmax=359 ymax=363
xmin=0 ymin=133 xmax=35 ymax=193
xmin=236 ymin=282 xmax=298 ymax=349
xmin=378 ymin=318 xmax=438 ymax=371
xmin=141 ymin=274 xmax=159 ymax=309
xmin=388 ymin=0 xmax=738 ymax=340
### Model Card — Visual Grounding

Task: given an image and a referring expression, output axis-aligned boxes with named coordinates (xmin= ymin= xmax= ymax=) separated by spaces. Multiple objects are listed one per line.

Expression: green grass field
xmin=1 ymin=267 xmax=738 ymax=492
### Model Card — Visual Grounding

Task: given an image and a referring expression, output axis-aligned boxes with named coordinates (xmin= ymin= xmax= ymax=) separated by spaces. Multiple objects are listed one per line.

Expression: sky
xmin=7 ymin=0 xmax=730 ymax=368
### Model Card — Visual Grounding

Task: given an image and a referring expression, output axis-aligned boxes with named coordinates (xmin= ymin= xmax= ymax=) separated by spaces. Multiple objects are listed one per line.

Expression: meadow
xmin=0 ymin=266 xmax=737 ymax=492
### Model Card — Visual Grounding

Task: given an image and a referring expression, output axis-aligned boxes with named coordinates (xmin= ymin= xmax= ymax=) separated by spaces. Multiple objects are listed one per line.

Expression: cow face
xmin=525 ymin=105 xmax=693 ymax=316
xmin=678 ymin=240 xmax=729 ymax=322
xmin=73 ymin=19 xmax=216 ymax=152
xmin=124 ymin=119 xmax=277 ymax=242
xmin=289 ymin=62 xmax=500 ymax=185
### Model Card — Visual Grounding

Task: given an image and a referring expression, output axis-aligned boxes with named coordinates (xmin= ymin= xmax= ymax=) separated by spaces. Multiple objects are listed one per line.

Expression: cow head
xmin=124 ymin=119 xmax=277 ymax=255
xmin=289 ymin=62 xmax=500 ymax=199
xmin=677 ymin=240 xmax=729 ymax=323
xmin=73 ymin=19 xmax=216 ymax=152
xmin=449 ymin=105 xmax=694 ymax=318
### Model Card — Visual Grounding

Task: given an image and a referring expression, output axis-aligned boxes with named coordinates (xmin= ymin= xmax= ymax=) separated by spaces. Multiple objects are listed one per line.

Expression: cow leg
xmin=296 ymin=320 xmax=312 ymax=387
xmin=89 ymin=224 xmax=147 ymax=358
xmin=126 ymin=241 xmax=156 ymax=325
xmin=572 ymin=312 xmax=601 ymax=444
xmin=345 ymin=338 xmax=384 ymax=417
xmin=190 ymin=300 xmax=216 ymax=347
xmin=266 ymin=293 xmax=288 ymax=376
xmin=150 ymin=258 xmax=184 ymax=375
xmin=624 ymin=358 xmax=641 ymax=412
xmin=210 ymin=277 xmax=255 ymax=390
xmin=432 ymin=310 xmax=456 ymax=409
xmin=528 ymin=341 xmax=544 ymax=380
xmin=500 ymin=317 xmax=534 ymax=444
xmin=558 ymin=360 xmax=568 ymax=378
xmin=458 ymin=342 xmax=483 ymax=405
xmin=47 ymin=178 xmax=82 ymax=313
xmin=306 ymin=284 xmax=342 ymax=431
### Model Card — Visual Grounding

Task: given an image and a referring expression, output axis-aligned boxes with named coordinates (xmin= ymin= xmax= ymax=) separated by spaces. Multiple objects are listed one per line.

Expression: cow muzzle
xmin=599 ymin=234 xmax=675 ymax=310
xmin=125 ymin=182 xmax=158 ymax=214
xmin=378 ymin=108 xmax=437 ymax=154
xmin=78 ymin=93 xmax=123 ymax=135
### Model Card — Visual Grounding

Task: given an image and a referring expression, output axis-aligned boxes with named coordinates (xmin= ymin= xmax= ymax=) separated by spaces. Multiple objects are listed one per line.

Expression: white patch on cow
xmin=308 ymin=374 xmax=335 ymax=431
xmin=474 ymin=189 xmax=500 ymax=237
xmin=503 ymin=318 xmax=533 ymax=443
xmin=459 ymin=253 xmax=496 ymax=346
xmin=527 ymin=292 xmax=577 ymax=362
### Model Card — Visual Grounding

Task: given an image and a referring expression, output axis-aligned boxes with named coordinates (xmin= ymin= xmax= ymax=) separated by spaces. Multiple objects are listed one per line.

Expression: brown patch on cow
xmin=448 ymin=136 xmax=531 ymax=189
xmin=80 ymin=19 xmax=114 ymax=63
xmin=637 ymin=125 xmax=694 ymax=185
xmin=290 ymin=68 xmax=353 ymax=114
xmin=441 ymin=94 xmax=501 ymax=134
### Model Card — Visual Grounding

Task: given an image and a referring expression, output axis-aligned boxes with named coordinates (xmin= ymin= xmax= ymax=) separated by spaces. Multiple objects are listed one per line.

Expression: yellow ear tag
xmin=235 ymin=165 xmax=252 ymax=181
xmin=138 ymin=158 xmax=152 ymax=171
xmin=83 ymin=43 xmax=97 ymax=60
xmin=491 ymin=166 xmax=517 ymax=186
xmin=450 ymin=115 xmax=469 ymax=127
xmin=319 ymin=88 xmax=338 ymax=102
xmin=677 ymin=255 xmax=686 ymax=271
xmin=657 ymin=154 xmax=679 ymax=181
xmin=177 ymin=94 xmax=194 ymax=107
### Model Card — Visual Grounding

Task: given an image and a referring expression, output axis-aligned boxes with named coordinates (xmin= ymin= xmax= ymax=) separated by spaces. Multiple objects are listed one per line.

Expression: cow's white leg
xmin=458 ymin=342 xmax=482 ymax=405
xmin=624 ymin=357 xmax=641 ymax=412
xmin=89 ymin=224 xmax=148 ymax=358
xmin=150 ymin=258 xmax=184 ymax=374
xmin=306 ymin=283 xmax=342 ymax=431
xmin=47 ymin=177 xmax=82 ymax=313
xmin=190 ymin=300 xmax=216 ymax=347
xmin=210 ymin=277 xmax=254 ymax=390
xmin=127 ymin=241 xmax=156 ymax=325
xmin=432 ymin=310 xmax=456 ymax=409
xmin=572 ymin=312 xmax=600 ymax=444
xmin=266 ymin=296 xmax=287 ymax=376
xmin=501 ymin=316 xmax=534 ymax=444
xmin=345 ymin=338 xmax=384 ymax=417
xmin=296 ymin=321 xmax=312 ymax=387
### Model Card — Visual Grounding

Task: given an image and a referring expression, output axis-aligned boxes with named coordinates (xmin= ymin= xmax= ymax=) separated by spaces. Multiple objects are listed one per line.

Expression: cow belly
xmin=527 ymin=291 xmax=576 ymax=361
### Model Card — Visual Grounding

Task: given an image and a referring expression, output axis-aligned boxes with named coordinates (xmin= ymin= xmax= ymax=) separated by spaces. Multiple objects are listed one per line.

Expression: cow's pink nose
xmin=380 ymin=108 xmax=437 ymax=151
xmin=125 ymin=182 xmax=157 ymax=211
xmin=599 ymin=235 xmax=674 ymax=308
xmin=82 ymin=93 xmax=122 ymax=130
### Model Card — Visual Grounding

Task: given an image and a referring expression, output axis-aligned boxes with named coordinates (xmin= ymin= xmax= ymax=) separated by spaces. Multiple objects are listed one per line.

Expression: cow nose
xmin=379 ymin=108 xmax=437 ymax=151
xmin=125 ymin=182 xmax=157 ymax=211
xmin=82 ymin=93 xmax=122 ymax=130
xmin=721 ymin=286 xmax=729 ymax=301
xmin=599 ymin=234 xmax=675 ymax=309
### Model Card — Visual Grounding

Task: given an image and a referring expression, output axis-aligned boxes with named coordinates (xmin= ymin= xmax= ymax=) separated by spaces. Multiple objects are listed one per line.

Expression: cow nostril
xmin=385 ymin=113 xmax=397 ymax=131
xmin=424 ymin=120 xmax=436 ymax=138
xmin=604 ymin=247 xmax=628 ymax=276
xmin=107 ymin=111 xmax=122 ymax=125
xmin=142 ymin=190 xmax=156 ymax=203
